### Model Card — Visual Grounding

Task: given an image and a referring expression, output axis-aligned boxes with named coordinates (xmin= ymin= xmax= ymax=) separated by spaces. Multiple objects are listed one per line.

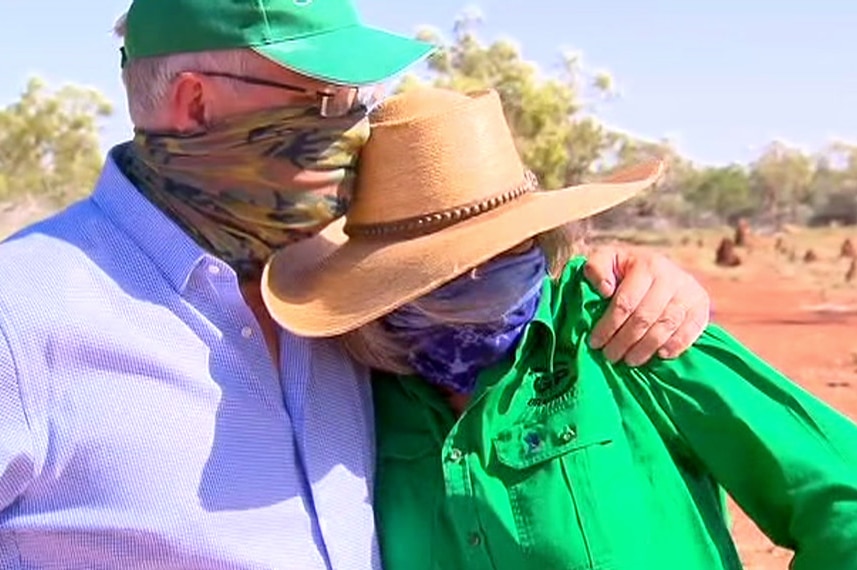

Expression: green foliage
xmin=749 ymin=141 xmax=815 ymax=222
xmin=684 ymin=165 xmax=756 ymax=221
xmin=0 ymin=77 xmax=112 ymax=206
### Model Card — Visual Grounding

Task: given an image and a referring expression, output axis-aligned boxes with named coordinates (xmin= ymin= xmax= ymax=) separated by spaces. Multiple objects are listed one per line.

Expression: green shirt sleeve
xmin=624 ymin=325 xmax=857 ymax=569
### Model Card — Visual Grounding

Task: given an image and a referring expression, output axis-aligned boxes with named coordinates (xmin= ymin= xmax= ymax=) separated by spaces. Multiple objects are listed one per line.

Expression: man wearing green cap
xmin=0 ymin=0 xmax=713 ymax=567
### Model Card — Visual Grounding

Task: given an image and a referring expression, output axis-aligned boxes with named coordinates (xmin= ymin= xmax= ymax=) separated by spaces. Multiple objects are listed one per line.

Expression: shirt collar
xmin=91 ymin=143 xmax=213 ymax=293
xmin=518 ymin=260 xmax=606 ymax=366
xmin=514 ymin=275 xmax=558 ymax=365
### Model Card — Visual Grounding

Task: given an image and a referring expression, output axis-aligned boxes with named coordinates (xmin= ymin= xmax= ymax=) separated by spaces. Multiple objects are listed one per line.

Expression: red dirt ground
xmin=690 ymin=270 xmax=857 ymax=569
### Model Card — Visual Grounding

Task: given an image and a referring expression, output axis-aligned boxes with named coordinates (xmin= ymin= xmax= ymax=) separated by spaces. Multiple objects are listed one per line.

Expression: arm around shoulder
xmin=630 ymin=325 xmax=857 ymax=569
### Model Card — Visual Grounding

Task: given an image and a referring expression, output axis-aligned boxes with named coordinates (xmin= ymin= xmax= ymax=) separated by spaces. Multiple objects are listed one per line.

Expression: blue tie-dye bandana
xmin=383 ymin=247 xmax=547 ymax=394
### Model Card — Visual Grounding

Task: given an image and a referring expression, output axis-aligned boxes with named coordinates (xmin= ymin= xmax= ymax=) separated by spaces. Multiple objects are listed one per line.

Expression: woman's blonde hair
xmin=338 ymin=222 xmax=588 ymax=374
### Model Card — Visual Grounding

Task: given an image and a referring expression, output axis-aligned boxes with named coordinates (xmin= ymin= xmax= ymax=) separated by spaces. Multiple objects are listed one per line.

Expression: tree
xmin=808 ymin=141 xmax=857 ymax=225
xmin=0 ymin=77 xmax=112 ymax=206
xmin=748 ymin=141 xmax=815 ymax=225
xmin=684 ymin=165 xmax=756 ymax=222
xmin=400 ymin=11 xmax=616 ymax=189
xmin=589 ymin=136 xmax=702 ymax=227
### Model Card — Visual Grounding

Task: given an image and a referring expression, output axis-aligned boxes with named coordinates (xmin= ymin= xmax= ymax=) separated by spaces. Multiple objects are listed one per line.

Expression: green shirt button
xmin=468 ymin=532 xmax=482 ymax=547
xmin=559 ymin=426 xmax=577 ymax=442
xmin=448 ymin=448 xmax=463 ymax=463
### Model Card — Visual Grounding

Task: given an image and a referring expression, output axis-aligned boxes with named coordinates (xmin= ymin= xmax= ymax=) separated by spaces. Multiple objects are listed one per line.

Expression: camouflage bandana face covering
xmin=120 ymin=104 xmax=370 ymax=279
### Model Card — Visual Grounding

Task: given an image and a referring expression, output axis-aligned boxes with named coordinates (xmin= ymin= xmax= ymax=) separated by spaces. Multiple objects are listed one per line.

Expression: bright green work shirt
xmin=372 ymin=256 xmax=857 ymax=570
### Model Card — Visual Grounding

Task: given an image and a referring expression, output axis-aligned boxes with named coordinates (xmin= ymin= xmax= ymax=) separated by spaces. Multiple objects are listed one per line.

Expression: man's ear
xmin=168 ymin=72 xmax=208 ymax=132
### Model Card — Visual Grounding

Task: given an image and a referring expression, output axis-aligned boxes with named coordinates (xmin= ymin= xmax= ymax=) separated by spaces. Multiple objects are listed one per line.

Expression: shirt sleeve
xmin=0 ymin=320 xmax=35 ymax=511
xmin=626 ymin=324 xmax=857 ymax=569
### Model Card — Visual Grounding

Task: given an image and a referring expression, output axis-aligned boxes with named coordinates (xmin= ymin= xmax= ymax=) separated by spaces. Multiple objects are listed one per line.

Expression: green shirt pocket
xmin=489 ymin=368 xmax=644 ymax=570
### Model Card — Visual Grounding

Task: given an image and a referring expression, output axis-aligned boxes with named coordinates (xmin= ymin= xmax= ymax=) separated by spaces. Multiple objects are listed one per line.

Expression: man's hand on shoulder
xmin=583 ymin=245 xmax=711 ymax=367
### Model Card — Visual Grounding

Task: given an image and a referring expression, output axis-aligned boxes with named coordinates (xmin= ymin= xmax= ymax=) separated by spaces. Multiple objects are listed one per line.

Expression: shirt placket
xmin=278 ymin=332 xmax=334 ymax=568
xmin=192 ymin=258 xmax=282 ymax=398
xmin=442 ymin=427 xmax=495 ymax=569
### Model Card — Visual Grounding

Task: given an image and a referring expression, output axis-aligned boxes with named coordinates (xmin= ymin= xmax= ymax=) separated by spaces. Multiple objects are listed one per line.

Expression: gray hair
xmin=338 ymin=223 xmax=588 ymax=374
xmin=113 ymin=12 xmax=263 ymax=127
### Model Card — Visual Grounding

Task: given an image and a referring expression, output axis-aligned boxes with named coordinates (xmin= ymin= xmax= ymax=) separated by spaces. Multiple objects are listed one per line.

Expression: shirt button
xmin=447 ymin=448 xmax=463 ymax=463
xmin=559 ymin=425 xmax=577 ymax=443
xmin=207 ymin=264 xmax=221 ymax=275
xmin=241 ymin=326 xmax=254 ymax=339
xmin=468 ymin=532 xmax=482 ymax=547
xmin=524 ymin=432 xmax=542 ymax=452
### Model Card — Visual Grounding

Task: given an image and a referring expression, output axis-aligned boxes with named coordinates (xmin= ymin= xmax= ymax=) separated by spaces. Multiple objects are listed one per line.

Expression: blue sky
xmin=0 ymin=0 xmax=853 ymax=166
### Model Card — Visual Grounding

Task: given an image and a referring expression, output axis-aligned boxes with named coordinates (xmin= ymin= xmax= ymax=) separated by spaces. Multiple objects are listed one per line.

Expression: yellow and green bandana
xmin=119 ymin=104 xmax=370 ymax=279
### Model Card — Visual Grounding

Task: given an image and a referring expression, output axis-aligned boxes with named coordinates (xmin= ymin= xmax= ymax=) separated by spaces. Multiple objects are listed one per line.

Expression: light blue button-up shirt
xmin=0 ymin=145 xmax=379 ymax=569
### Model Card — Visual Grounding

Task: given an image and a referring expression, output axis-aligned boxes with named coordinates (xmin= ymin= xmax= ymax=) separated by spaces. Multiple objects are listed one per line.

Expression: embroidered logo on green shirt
xmin=528 ymin=361 xmax=575 ymax=406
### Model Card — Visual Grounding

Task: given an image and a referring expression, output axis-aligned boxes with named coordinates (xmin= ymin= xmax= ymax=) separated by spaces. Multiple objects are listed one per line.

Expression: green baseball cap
xmin=122 ymin=0 xmax=435 ymax=85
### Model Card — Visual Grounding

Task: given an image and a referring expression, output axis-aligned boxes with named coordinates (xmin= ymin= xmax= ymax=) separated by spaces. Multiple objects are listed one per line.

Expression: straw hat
xmin=261 ymin=87 xmax=664 ymax=337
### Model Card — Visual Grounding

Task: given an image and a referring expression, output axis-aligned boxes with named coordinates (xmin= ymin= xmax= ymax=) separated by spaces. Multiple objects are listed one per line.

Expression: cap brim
xmin=254 ymin=25 xmax=435 ymax=86
xmin=261 ymin=160 xmax=664 ymax=337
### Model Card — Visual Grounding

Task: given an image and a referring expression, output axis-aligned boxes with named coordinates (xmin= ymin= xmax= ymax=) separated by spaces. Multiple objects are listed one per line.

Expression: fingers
xmin=585 ymin=247 xmax=712 ymax=367
xmin=600 ymin=272 xmax=677 ymax=365
xmin=588 ymin=260 xmax=654 ymax=352
xmin=657 ymin=296 xmax=711 ymax=359
xmin=620 ymin=281 xmax=693 ymax=366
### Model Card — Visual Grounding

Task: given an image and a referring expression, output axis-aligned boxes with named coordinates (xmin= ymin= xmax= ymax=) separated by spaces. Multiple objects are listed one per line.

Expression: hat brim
xmin=262 ymin=160 xmax=664 ymax=337
xmin=254 ymin=25 xmax=434 ymax=86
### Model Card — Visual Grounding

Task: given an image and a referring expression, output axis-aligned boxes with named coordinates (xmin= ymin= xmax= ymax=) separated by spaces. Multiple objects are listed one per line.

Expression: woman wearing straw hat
xmin=262 ymin=87 xmax=857 ymax=569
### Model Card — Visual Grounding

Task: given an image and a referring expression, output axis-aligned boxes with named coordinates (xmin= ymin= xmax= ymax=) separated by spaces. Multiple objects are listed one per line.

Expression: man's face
xmin=165 ymin=53 xmax=360 ymax=132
